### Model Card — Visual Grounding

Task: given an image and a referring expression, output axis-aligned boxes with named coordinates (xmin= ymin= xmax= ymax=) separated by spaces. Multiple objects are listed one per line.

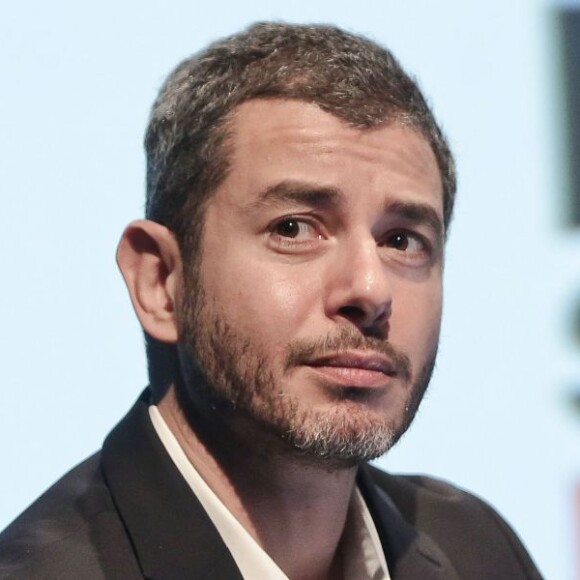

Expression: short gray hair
xmin=145 ymin=21 xmax=456 ymax=259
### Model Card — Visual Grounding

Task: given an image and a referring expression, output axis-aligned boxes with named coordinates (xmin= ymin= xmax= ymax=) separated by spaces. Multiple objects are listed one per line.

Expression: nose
xmin=325 ymin=237 xmax=392 ymax=336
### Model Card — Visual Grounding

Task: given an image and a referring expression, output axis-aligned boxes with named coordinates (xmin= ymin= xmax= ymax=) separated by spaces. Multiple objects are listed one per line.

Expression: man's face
xmin=178 ymin=99 xmax=444 ymax=466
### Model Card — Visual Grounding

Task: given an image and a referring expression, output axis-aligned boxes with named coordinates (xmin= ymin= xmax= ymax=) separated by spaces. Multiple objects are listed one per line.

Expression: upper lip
xmin=306 ymin=351 xmax=397 ymax=376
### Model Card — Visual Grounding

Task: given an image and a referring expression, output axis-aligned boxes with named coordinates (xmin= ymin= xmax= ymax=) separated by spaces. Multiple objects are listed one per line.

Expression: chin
xmin=247 ymin=396 xmax=409 ymax=469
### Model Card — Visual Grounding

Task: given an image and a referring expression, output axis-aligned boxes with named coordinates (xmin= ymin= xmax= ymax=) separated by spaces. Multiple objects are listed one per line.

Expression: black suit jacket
xmin=0 ymin=391 xmax=542 ymax=579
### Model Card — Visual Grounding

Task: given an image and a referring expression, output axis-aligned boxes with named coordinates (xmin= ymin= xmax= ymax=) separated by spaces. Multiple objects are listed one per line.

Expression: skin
xmin=117 ymin=99 xmax=444 ymax=580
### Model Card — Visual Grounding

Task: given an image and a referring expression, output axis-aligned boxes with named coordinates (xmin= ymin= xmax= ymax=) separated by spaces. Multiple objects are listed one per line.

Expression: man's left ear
xmin=116 ymin=219 xmax=182 ymax=343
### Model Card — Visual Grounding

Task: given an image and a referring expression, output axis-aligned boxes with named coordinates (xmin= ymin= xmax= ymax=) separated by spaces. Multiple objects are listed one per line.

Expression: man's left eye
xmin=383 ymin=231 xmax=426 ymax=254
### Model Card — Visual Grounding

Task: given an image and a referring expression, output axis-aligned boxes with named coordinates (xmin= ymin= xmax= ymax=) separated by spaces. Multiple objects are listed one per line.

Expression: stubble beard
xmin=177 ymin=281 xmax=438 ymax=469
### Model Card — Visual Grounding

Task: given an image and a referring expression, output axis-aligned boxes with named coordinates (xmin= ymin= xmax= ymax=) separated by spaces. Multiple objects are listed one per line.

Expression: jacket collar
xmin=101 ymin=390 xmax=243 ymax=580
xmin=357 ymin=466 xmax=460 ymax=580
xmin=102 ymin=390 xmax=459 ymax=580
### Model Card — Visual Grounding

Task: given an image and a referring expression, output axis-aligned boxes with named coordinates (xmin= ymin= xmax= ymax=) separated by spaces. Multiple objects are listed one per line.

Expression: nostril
xmin=375 ymin=309 xmax=389 ymax=323
xmin=337 ymin=303 xmax=390 ymax=338
xmin=337 ymin=305 xmax=366 ymax=322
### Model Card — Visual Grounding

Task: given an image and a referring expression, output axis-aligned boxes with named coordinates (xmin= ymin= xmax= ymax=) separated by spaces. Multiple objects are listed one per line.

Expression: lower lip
xmin=307 ymin=365 xmax=392 ymax=388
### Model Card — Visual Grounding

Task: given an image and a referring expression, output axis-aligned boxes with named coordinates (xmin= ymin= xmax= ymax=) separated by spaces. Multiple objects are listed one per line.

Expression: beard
xmin=177 ymin=282 xmax=438 ymax=469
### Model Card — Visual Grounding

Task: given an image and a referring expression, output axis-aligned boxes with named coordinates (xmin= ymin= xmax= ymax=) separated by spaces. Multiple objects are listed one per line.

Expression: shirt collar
xmin=149 ymin=404 xmax=390 ymax=580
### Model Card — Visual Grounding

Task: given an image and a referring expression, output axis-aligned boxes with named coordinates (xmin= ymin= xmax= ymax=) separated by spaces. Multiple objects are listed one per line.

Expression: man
xmin=0 ymin=22 xmax=541 ymax=579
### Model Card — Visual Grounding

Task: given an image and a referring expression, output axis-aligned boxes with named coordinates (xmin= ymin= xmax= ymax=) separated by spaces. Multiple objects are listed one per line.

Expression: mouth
xmin=305 ymin=351 xmax=397 ymax=389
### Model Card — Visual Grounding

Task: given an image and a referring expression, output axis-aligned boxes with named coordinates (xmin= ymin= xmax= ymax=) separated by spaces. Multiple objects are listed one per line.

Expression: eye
xmin=384 ymin=232 xmax=422 ymax=251
xmin=268 ymin=217 xmax=325 ymax=254
xmin=273 ymin=219 xmax=317 ymax=239
xmin=381 ymin=230 xmax=431 ymax=263
xmin=271 ymin=218 xmax=322 ymax=241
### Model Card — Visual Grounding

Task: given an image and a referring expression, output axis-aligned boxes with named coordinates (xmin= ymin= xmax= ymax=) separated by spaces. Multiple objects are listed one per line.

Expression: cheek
xmin=203 ymin=257 xmax=322 ymax=338
xmin=268 ymin=277 xmax=314 ymax=321
xmin=390 ymin=279 xmax=442 ymax=355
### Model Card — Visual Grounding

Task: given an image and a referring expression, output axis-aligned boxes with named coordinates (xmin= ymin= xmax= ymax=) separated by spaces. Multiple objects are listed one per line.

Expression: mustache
xmin=284 ymin=326 xmax=411 ymax=382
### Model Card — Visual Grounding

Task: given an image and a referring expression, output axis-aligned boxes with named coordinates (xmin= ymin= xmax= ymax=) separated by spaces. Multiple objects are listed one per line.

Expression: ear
xmin=116 ymin=219 xmax=182 ymax=343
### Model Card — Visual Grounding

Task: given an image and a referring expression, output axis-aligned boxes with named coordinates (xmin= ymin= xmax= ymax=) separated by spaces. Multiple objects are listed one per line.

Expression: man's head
xmin=144 ymin=22 xmax=455 ymax=255
xmin=117 ymin=22 xmax=455 ymax=467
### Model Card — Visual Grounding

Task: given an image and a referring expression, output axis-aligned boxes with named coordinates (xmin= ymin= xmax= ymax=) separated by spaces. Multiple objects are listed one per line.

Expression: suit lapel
xmin=100 ymin=392 xmax=463 ymax=580
xmin=101 ymin=391 xmax=243 ymax=580
xmin=357 ymin=467 xmax=461 ymax=580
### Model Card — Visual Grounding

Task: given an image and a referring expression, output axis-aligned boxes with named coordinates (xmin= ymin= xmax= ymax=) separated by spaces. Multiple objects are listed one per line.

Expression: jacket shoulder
xmin=0 ymin=454 xmax=139 ymax=580
xmin=367 ymin=466 xmax=543 ymax=579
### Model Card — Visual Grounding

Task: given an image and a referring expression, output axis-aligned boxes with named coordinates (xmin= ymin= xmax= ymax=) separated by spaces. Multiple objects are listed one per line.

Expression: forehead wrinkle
xmin=240 ymin=180 xmax=346 ymax=213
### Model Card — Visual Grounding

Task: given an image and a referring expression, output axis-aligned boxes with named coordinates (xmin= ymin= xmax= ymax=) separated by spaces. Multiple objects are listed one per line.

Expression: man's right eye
xmin=273 ymin=219 xmax=318 ymax=239
xmin=267 ymin=217 xmax=326 ymax=254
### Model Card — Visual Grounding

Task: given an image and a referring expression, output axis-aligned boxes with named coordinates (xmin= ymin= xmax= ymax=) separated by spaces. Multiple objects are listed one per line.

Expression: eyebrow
xmin=385 ymin=200 xmax=444 ymax=242
xmin=244 ymin=180 xmax=345 ymax=211
xmin=243 ymin=179 xmax=444 ymax=239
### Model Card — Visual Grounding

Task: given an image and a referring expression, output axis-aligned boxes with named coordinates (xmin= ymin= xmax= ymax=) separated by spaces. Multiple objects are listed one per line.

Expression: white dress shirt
xmin=149 ymin=405 xmax=391 ymax=580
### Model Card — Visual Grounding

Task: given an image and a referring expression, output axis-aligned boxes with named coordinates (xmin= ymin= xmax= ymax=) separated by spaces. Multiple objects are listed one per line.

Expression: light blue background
xmin=2 ymin=2 xmax=579 ymax=578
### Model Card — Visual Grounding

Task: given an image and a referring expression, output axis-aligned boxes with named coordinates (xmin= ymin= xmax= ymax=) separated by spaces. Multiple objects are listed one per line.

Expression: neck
xmin=158 ymin=385 xmax=358 ymax=580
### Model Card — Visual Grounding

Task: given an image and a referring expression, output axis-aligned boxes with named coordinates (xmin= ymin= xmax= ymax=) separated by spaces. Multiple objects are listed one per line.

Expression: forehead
xmin=219 ymin=98 xmax=443 ymax=214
